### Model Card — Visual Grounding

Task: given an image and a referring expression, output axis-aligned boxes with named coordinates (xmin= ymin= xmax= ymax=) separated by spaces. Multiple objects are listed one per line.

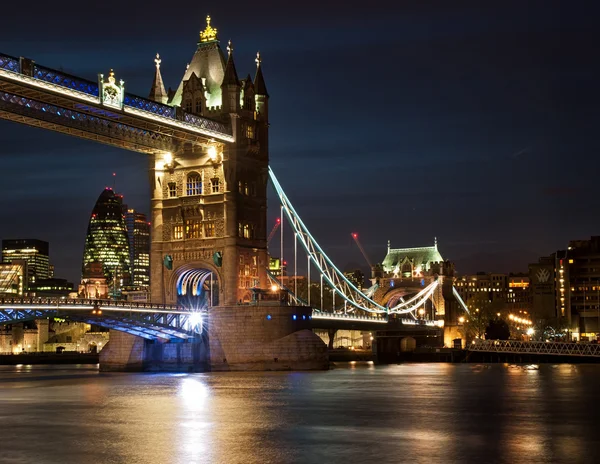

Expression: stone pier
xmin=99 ymin=305 xmax=328 ymax=372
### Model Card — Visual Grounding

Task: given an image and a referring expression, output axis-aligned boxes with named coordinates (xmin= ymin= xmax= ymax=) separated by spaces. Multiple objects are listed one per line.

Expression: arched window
xmin=185 ymin=100 xmax=192 ymax=113
xmin=187 ymin=173 xmax=202 ymax=196
xmin=195 ymin=99 xmax=202 ymax=114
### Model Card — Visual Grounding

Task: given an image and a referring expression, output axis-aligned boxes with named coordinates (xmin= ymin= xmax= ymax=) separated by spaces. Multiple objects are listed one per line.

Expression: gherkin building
xmin=82 ymin=188 xmax=131 ymax=289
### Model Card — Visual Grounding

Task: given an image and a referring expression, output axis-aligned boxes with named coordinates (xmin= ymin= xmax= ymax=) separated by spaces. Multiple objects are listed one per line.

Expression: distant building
xmin=454 ymin=272 xmax=531 ymax=314
xmin=82 ymin=188 xmax=131 ymax=294
xmin=454 ymin=272 xmax=508 ymax=312
xmin=532 ymin=236 xmax=600 ymax=341
xmin=344 ymin=269 xmax=365 ymax=290
xmin=269 ymin=257 xmax=285 ymax=278
xmin=1 ymin=239 xmax=50 ymax=284
xmin=79 ymin=262 xmax=109 ymax=299
xmin=29 ymin=278 xmax=74 ymax=298
xmin=0 ymin=261 xmax=27 ymax=296
xmin=124 ymin=209 xmax=151 ymax=289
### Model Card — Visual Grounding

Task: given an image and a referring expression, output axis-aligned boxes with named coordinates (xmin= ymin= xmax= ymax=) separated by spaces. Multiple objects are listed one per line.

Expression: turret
xmin=149 ymin=53 xmax=168 ymax=104
xmin=253 ymin=52 xmax=269 ymax=122
xmin=221 ymin=40 xmax=241 ymax=114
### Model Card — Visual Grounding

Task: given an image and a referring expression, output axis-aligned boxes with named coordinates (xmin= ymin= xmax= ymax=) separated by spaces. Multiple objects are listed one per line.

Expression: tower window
xmin=185 ymin=220 xmax=201 ymax=239
xmin=168 ymin=182 xmax=177 ymax=198
xmin=211 ymin=178 xmax=220 ymax=193
xmin=195 ymin=99 xmax=202 ymax=114
xmin=186 ymin=173 xmax=202 ymax=196
xmin=246 ymin=124 xmax=255 ymax=140
xmin=204 ymin=222 xmax=215 ymax=237
xmin=238 ymin=181 xmax=243 ymax=194
xmin=185 ymin=100 xmax=192 ymax=113
xmin=174 ymin=225 xmax=183 ymax=240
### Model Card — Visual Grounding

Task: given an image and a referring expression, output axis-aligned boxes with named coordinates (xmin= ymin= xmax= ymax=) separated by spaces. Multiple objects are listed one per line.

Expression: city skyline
xmin=0 ymin=0 xmax=597 ymax=284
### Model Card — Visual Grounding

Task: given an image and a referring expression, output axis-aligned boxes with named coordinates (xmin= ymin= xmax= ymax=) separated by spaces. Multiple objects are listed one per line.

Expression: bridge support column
xmin=327 ymin=329 xmax=337 ymax=350
xmin=99 ymin=330 xmax=209 ymax=372
xmin=207 ymin=305 xmax=328 ymax=371
xmin=99 ymin=330 xmax=145 ymax=371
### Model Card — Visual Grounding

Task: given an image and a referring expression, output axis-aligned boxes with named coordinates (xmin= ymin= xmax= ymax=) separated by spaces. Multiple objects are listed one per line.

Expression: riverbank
xmin=0 ymin=352 xmax=99 ymax=365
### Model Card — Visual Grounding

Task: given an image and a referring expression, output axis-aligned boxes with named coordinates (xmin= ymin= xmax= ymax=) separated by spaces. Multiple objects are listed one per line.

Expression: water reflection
xmin=0 ymin=363 xmax=600 ymax=463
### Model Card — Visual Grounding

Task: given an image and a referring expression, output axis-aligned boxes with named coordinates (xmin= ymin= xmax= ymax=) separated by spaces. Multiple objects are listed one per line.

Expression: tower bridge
xmin=0 ymin=16 xmax=471 ymax=370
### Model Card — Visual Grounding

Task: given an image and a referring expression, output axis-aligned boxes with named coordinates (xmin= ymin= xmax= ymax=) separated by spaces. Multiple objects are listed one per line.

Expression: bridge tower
xmin=149 ymin=16 xmax=269 ymax=306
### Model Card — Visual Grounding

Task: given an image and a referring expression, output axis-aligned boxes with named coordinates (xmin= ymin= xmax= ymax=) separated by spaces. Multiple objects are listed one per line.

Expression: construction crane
xmin=267 ymin=218 xmax=281 ymax=244
xmin=351 ymin=233 xmax=372 ymax=268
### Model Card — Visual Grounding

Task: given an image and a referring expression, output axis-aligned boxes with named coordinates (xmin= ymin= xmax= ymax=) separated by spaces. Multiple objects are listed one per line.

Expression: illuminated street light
xmin=189 ymin=312 xmax=202 ymax=327
xmin=163 ymin=152 xmax=173 ymax=166
xmin=270 ymin=284 xmax=278 ymax=292
xmin=418 ymin=308 xmax=425 ymax=316
xmin=458 ymin=316 xmax=465 ymax=323
xmin=527 ymin=328 xmax=535 ymax=336
xmin=208 ymin=145 xmax=219 ymax=162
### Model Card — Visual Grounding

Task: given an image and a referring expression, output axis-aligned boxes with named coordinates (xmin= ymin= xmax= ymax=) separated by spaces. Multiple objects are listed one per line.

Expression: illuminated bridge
xmin=0 ymin=53 xmax=233 ymax=156
xmin=0 ymin=298 xmax=202 ymax=341
xmin=0 ymin=25 xmax=473 ymax=368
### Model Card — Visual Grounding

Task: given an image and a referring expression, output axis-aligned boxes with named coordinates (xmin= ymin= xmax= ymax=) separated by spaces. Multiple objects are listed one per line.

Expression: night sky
xmin=0 ymin=0 xmax=598 ymax=284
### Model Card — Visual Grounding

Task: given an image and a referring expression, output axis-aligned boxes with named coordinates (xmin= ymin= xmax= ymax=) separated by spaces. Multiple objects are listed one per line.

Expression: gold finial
xmin=108 ymin=69 xmax=116 ymax=85
xmin=200 ymin=15 xmax=218 ymax=42
xmin=255 ymin=51 xmax=261 ymax=67
xmin=155 ymin=53 xmax=161 ymax=69
xmin=227 ymin=39 xmax=233 ymax=56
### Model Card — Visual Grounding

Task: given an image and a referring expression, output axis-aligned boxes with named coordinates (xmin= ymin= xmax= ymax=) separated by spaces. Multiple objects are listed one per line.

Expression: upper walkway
xmin=0 ymin=52 xmax=233 ymax=156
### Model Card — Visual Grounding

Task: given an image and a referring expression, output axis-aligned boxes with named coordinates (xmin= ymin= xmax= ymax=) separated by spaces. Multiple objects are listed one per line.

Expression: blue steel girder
xmin=0 ymin=309 xmax=54 ymax=324
xmin=0 ymin=89 xmax=177 ymax=155
xmin=0 ymin=53 xmax=234 ymax=155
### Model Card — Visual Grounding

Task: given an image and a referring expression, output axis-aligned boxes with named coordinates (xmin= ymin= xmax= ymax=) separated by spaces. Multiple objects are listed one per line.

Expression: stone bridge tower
xmin=149 ymin=16 xmax=269 ymax=306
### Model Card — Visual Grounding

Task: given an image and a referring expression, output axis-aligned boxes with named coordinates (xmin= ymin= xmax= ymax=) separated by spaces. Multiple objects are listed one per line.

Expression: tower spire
xmin=149 ymin=53 xmax=168 ymax=104
xmin=434 ymin=237 xmax=438 ymax=249
xmin=222 ymin=39 xmax=240 ymax=86
xmin=253 ymin=51 xmax=268 ymax=96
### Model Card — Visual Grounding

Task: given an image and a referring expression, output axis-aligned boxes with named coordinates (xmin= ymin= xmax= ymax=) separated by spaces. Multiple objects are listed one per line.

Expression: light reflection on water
xmin=0 ymin=363 xmax=600 ymax=463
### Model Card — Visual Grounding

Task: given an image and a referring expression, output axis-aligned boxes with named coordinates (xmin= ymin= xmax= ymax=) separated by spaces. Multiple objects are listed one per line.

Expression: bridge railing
xmin=468 ymin=339 xmax=600 ymax=357
xmin=312 ymin=312 xmax=387 ymax=322
xmin=0 ymin=297 xmax=181 ymax=311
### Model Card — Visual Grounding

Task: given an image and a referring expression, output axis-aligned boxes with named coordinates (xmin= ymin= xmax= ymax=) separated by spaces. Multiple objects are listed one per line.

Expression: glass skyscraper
xmin=1 ymin=239 xmax=50 ymax=284
xmin=124 ymin=209 xmax=150 ymax=289
xmin=82 ymin=188 xmax=131 ymax=292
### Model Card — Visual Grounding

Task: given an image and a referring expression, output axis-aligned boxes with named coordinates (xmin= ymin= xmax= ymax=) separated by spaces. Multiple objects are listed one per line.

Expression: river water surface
xmin=1 ymin=362 xmax=599 ymax=464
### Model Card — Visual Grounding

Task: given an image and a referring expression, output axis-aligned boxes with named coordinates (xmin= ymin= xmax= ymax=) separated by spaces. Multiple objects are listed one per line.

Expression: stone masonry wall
xmin=208 ymin=305 xmax=328 ymax=371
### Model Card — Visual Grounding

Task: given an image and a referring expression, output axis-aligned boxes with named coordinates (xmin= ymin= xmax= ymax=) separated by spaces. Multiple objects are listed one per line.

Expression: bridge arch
xmin=169 ymin=261 xmax=222 ymax=310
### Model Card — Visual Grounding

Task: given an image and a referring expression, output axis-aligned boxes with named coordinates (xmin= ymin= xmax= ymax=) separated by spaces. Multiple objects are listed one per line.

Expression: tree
xmin=485 ymin=319 xmax=510 ymax=340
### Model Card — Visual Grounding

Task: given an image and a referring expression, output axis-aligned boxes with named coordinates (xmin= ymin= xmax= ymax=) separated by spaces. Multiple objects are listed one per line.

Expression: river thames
xmin=1 ymin=362 xmax=599 ymax=463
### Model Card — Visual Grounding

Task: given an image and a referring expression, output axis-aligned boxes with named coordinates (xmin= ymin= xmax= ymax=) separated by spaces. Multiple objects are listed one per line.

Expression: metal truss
xmin=269 ymin=167 xmax=439 ymax=315
xmin=0 ymin=298 xmax=201 ymax=340
xmin=0 ymin=51 xmax=233 ymax=154
xmin=0 ymin=91 xmax=174 ymax=154
xmin=468 ymin=339 xmax=600 ymax=357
